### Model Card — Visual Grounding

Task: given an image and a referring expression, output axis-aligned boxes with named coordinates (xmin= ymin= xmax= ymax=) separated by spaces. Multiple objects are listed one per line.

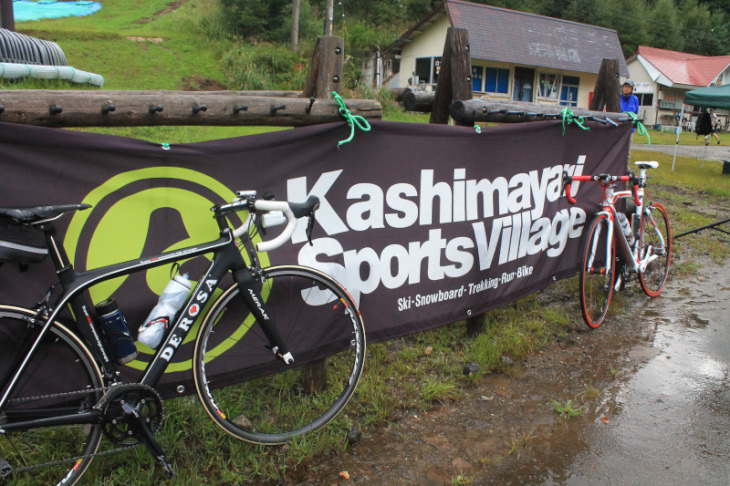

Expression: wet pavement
xmin=298 ymin=257 xmax=730 ymax=486
xmin=546 ymin=260 xmax=730 ymax=485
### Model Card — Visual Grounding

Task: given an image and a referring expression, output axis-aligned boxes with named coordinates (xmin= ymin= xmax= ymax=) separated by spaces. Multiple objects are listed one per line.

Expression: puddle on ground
xmin=291 ymin=261 xmax=730 ymax=486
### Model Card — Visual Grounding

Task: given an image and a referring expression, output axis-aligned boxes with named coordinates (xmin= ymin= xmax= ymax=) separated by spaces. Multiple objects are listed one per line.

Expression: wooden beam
xmin=403 ymin=90 xmax=434 ymax=112
xmin=450 ymin=99 xmax=638 ymax=124
xmin=0 ymin=90 xmax=381 ymax=127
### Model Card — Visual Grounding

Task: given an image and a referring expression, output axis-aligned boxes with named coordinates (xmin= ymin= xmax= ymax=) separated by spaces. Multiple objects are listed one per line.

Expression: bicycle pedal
xmin=0 ymin=456 xmax=12 ymax=478
xmin=156 ymin=454 xmax=176 ymax=479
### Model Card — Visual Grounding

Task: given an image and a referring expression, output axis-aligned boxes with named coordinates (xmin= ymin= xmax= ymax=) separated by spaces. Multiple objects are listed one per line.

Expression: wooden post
xmin=302 ymin=31 xmax=345 ymax=392
xmin=589 ymin=58 xmax=620 ymax=113
xmin=302 ymin=36 xmax=344 ymax=99
xmin=430 ymin=28 xmax=472 ymax=125
xmin=0 ymin=0 xmax=14 ymax=31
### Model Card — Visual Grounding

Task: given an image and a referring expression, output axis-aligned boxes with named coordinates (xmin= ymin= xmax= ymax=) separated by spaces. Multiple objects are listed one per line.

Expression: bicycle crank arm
xmin=120 ymin=402 xmax=175 ymax=479
xmin=640 ymin=251 xmax=658 ymax=273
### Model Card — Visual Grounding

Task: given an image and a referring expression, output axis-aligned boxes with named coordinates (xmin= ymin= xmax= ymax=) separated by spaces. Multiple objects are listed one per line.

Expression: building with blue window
xmin=381 ymin=0 xmax=628 ymax=109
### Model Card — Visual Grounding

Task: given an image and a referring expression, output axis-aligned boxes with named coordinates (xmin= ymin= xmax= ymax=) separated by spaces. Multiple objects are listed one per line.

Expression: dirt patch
xmin=287 ymin=196 xmax=728 ymax=486
xmin=290 ymin=275 xmax=702 ymax=485
xmin=134 ymin=0 xmax=187 ymax=24
xmin=180 ymin=76 xmax=228 ymax=91
xmin=126 ymin=36 xmax=165 ymax=43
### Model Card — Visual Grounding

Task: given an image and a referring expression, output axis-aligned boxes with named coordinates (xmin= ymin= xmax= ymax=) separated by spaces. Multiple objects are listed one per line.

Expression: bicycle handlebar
xmin=561 ymin=171 xmax=640 ymax=206
xmin=227 ymin=194 xmax=320 ymax=253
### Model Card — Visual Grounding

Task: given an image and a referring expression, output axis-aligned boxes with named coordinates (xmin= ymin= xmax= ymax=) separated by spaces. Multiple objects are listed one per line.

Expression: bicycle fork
xmin=234 ymin=268 xmax=294 ymax=365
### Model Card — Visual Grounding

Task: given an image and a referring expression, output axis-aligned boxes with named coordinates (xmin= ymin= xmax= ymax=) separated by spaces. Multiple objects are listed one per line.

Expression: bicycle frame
xmin=565 ymin=167 xmax=665 ymax=279
xmin=0 ymin=212 xmax=291 ymax=426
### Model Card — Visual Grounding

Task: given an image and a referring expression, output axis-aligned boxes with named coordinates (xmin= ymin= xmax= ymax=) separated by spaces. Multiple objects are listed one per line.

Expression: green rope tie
xmin=623 ymin=111 xmax=651 ymax=145
xmin=474 ymin=124 xmax=482 ymax=134
xmin=333 ymin=91 xmax=371 ymax=147
xmin=160 ymin=143 xmax=170 ymax=151
xmin=560 ymin=107 xmax=590 ymax=135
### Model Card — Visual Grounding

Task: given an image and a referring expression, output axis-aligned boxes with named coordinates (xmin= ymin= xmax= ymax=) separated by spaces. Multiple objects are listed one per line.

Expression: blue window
xmin=484 ymin=67 xmax=509 ymax=94
xmin=472 ymin=66 xmax=483 ymax=92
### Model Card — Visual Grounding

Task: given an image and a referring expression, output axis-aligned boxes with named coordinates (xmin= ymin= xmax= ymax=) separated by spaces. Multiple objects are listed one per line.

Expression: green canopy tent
xmin=673 ymin=84 xmax=730 ymax=170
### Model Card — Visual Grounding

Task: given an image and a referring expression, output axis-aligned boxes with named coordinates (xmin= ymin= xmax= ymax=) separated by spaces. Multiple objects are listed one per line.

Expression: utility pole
xmin=291 ymin=0 xmax=300 ymax=52
xmin=324 ymin=0 xmax=334 ymax=35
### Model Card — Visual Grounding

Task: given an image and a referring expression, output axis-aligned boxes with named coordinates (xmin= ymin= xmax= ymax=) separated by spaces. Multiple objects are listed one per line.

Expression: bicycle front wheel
xmin=0 ymin=305 xmax=104 ymax=486
xmin=639 ymin=203 xmax=672 ymax=297
xmin=580 ymin=215 xmax=616 ymax=328
xmin=193 ymin=265 xmax=365 ymax=444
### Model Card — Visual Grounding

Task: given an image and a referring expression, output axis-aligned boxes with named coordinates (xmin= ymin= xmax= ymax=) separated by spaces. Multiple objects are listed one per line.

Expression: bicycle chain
xmin=9 ymin=442 xmax=141 ymax=475
xmin=7 ymin=386 xmax=106 ymax=404
xmin=3 ymin=384 xmax=144 ymax=476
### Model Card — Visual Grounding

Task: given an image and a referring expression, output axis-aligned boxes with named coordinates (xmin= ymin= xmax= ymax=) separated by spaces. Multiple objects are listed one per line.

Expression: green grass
xmin=550 ymin=399 xmax=584 ymax=418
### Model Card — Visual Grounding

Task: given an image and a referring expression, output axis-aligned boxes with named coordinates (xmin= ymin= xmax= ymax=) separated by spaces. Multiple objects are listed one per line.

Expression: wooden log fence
xmin=450 ymin=99 xmax=638 ymax=125
xmin=403 ymin=90 xmax=435 ymax=112
xmin=0 ymin=90 xmax=381 ymax=127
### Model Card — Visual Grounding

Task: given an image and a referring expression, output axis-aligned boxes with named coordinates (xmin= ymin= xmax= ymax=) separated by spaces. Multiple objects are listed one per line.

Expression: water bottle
xmin=95 ymin=298 xmax=138 ymax=365
xmin=138 ymin=274 xmax=192 ymax=349
xmin=616 ymin=212 xmax=635 ymax=245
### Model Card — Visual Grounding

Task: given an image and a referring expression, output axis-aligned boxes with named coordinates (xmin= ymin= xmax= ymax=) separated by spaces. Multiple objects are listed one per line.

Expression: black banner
xmin=0 ymin=119 xmax=630 ymax=393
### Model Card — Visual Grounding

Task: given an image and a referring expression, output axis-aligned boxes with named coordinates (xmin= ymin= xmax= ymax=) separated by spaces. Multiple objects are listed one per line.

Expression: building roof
xmin=387 ymin=0 xmax=628 ymax=76
xmin=633 ymin=45 xmax=730 ymax=87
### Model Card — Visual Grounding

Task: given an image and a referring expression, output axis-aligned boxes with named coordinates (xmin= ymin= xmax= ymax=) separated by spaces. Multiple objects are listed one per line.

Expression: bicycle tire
xmin=193 ymin=265 xmax=366 ymax=444
xmin=638 ymin=203 xmax=672 ymax=297
xmin=0 ymin=305 xmax=104 ymax=486
xmin=580 ymin=215 xmax=616 ymax=328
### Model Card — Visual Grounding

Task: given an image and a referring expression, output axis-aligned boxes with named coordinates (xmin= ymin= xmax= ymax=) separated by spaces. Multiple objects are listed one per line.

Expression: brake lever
xmin=253 ymin=213 xmax=267 ymax=236
xmin=306 ymin=211 xmax=316 ymax=246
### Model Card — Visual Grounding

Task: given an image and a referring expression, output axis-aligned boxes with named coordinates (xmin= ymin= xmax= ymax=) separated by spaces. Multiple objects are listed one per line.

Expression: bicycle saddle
xmin=0 ymin=204 xmax=91 ymax=223
xmin=635 ymin=161 xmax=659 ymax=169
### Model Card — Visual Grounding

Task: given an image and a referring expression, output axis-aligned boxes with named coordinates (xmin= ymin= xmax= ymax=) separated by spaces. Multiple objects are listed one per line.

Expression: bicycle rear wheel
xmin=0 ymin=305 xmax=104 ymax=485
xmin=580 ymin=215 xmax=616 ymax=328
xmin=639 ymin=203 xmax=672 ymax=297
xmin=193 ymin=265 xmax=365 ymax=444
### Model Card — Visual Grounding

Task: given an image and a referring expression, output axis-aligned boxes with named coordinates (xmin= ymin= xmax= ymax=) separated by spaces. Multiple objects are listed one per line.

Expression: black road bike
xmin=0 ymin=191 xmax=365 ymax=485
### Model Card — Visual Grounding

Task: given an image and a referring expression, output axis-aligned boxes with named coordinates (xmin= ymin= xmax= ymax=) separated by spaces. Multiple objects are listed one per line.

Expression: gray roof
xmin=389 ymin=1 xmax=629 ymax=77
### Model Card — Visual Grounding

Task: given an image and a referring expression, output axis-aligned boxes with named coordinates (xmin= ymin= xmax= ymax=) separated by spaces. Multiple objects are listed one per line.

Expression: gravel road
xmin=636 ymin=143 xmax=730 ymax=162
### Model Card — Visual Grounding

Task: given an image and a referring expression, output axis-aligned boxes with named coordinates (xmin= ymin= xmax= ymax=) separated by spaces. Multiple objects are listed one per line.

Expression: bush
xmin=222 ymin=43 xmax=307 ymax=90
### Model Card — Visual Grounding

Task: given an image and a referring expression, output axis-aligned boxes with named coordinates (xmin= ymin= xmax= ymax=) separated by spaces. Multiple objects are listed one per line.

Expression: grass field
xmin=3 ymin=2 xmax=730 ymax=483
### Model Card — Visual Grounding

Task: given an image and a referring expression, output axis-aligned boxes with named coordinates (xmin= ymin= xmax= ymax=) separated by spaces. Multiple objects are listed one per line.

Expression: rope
xmin=623 ymin=111 xmax=651 ymax=145
xmin=333 ymin=91 xmax=371 ymax=147
xmin=560 ymin=107 xmax=589 ymax=135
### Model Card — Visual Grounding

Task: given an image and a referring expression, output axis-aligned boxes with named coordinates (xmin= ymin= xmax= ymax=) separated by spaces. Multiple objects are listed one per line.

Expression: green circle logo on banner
xmin=65 ymin=167 xmax=269 ymax=372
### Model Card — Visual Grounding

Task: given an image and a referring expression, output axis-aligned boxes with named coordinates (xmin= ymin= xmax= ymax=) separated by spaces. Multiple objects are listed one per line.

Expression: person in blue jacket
xmin=620 ymin=79 xmax=639 ymax=115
